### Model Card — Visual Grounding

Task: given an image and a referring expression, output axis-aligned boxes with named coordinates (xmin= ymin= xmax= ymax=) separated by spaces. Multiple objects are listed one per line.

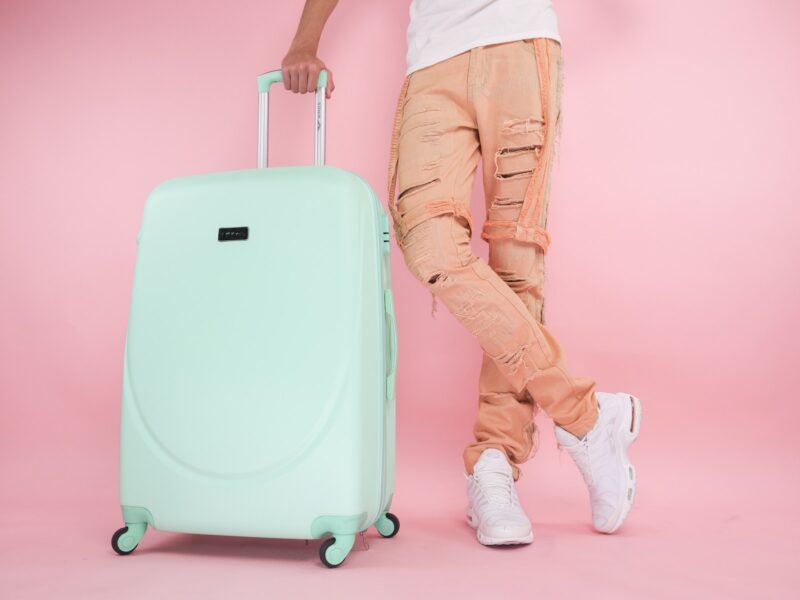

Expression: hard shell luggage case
xmin=112 ymin=70 xmax=399 ymax=568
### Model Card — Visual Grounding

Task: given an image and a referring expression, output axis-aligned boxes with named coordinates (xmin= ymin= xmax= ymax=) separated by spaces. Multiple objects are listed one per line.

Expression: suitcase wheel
xmin=319 ymin=535 xmax=355 ymax=568
xmin=375 ymin=512 xmax=400 ymax=538
xmin=111 ymin=523 xmax=147 ymax=555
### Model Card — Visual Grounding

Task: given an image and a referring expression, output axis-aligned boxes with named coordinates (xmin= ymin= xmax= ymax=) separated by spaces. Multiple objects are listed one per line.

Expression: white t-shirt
xmin=406 ymin=0 xmax=561 ymax=75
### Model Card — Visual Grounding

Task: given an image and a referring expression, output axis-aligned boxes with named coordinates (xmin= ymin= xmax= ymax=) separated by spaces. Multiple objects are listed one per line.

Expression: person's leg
xmin=388 ymin=40 xmax=598 ymax=473
xmin=465 ymin=39 xmax=640 ymax=534
xmin=464 ymin=38 xmax=593 ymax=479
xmin=385 ymin=38 xmax=597 ymax=481
xmin=389 ymin=51 xmax=538 ymax=546
xmin=389 ymin=49 xmax=481 ymax=254
xmin=386 ymin=39 xmax=639 ymax=537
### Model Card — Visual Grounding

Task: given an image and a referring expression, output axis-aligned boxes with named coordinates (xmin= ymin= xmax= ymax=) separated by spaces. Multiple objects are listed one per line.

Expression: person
xmin=281 ymin=0 xmax=642 ymax=546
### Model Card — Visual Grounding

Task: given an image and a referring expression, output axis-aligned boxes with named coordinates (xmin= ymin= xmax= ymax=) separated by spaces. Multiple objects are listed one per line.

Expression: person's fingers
xmin=308 ymin=66 xmax=320 ymax=94
xmin=279 ymin=61 xmax=330 ymax=94
xmin=326 ymin=70 xmax=335 ymax=99
xmin=298 ymin=65 xmax=310 ymax=94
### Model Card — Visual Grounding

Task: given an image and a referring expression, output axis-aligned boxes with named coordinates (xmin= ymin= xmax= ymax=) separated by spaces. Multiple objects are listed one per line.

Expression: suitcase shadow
xmin=142 ymin=533 xmax=327 ymax=562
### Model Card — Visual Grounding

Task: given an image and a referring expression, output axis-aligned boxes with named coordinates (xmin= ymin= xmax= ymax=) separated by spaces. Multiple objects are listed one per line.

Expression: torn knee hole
xmin=501 ymin=117 xmax=545 ymax=136
xmin=495 ymin=268 xmax=531 ymax=291
xmin=427 ymin=272 xmax=447 ymax=285
xmin=399 ymin=178 xmax=441 ymax=201
xmin=494 ymin=145 xmax=539 ymax=181
xmin=491 ymin=197 xmax=523 ymax=207
xmin=497 ymin=145 xmax=539 ymax=156
xmin=496 ymin=170 xmax=533 ymax=180
xmin=497 ymin=346 xmax=527 ymax=368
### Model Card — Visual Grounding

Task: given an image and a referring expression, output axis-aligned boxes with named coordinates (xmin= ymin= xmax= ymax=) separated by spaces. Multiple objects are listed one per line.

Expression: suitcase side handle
xmin=384 ymin=289 xmax=398 ymax=403
xmin=256 ymin=69 xmax=328 ymax=168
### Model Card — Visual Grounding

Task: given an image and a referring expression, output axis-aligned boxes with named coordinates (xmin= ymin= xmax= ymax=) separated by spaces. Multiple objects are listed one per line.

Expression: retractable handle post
xmin=257 ymin=69 xmax=328 ymax=168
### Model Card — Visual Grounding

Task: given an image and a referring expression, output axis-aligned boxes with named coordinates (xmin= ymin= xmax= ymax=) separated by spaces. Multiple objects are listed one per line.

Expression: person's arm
xmin=281 ymin=0 xmax=338 ymax=98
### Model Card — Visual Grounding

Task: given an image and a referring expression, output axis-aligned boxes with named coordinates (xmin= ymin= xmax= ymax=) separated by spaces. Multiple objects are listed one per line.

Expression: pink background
xmin=1 ymin=0 xmax=798 ymax=597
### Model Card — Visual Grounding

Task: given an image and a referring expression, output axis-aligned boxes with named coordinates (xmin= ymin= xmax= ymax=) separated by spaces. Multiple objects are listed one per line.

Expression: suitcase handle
xmin=384 ymin=289 xmax=398 ymax=403
xmin=256 ymin=69 xmax=328 ymax=168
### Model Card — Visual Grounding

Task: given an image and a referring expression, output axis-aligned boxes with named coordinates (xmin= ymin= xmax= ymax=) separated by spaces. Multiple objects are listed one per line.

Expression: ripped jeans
xmin=387 ymin=38 xmax=598 ymax=479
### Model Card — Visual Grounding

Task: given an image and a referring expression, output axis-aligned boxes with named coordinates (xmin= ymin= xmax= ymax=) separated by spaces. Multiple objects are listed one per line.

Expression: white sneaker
xmin=465 ymin=448 xmax=534 ymax=545
xmin=554 ymin=392 xmax=642 ymax=534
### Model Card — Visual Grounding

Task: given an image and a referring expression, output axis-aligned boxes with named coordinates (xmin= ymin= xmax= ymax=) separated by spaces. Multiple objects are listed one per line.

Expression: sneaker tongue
xmin=475 ymin=448 xmax=511 ymax=473
xmin=474 ymin=450 xmax=514 ymax=505
xmin=554 ymin=425 xmax=581 ymax=447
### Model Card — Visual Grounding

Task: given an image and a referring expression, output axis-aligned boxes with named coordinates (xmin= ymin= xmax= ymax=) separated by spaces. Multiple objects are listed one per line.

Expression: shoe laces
xmin=566 ymin=423 xmax=616 ymax=490
xmin=473 ymin=469 xmax=516 ymax=507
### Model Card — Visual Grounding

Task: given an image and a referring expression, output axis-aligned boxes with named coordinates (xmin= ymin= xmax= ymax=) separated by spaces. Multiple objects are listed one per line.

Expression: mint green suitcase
xmin=111 ymin=70 xmax=399 ymax=568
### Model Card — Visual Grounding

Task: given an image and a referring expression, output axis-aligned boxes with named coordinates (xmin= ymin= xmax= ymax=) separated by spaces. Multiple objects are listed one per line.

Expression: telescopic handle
xmin=256 ymin=69 xmax=328 ymax=168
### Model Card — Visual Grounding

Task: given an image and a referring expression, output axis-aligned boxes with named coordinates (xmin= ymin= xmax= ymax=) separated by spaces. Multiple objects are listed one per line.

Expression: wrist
xmin=288 ymin=37 xmax=319 ymax=56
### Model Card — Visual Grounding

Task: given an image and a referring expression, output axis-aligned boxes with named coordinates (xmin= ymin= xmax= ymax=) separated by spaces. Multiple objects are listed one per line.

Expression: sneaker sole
xmin=466 ymin=509 xmax=534 ymax=545
xmin=596 ymin=393 xmax=642 ymax=534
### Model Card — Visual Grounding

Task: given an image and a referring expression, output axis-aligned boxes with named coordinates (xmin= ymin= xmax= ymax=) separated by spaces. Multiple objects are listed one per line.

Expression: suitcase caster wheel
xmin=319 ymin=535 xmax=354 ymax=568
xmin=112 ymin=527 xmax=138 ymax=555
xmin=375 ymin=512 xmax=400 ymax=538
xmin=111 ymin=523 xmax=146 ymax=555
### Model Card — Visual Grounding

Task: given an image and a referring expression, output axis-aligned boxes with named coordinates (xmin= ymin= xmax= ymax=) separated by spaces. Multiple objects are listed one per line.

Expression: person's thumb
xmin=325 ymin=70 xmax=335 ymax=99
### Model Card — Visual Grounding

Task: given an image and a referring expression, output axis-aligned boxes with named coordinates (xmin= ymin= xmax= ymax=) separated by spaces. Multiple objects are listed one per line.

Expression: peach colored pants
xmin=387 ymin=38 xmax=599 ymax=480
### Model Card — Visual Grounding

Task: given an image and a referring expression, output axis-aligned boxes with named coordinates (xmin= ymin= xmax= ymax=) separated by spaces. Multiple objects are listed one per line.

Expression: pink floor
xmin=2 ymin=382 xmax=797 ymax=599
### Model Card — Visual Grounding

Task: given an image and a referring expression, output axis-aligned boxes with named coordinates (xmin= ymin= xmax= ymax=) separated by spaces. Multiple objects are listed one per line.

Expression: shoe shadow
xmin=532 ymin=521 xmax=595 ymax=537
xmin=431 ymin=513 xmax=538 ymax=550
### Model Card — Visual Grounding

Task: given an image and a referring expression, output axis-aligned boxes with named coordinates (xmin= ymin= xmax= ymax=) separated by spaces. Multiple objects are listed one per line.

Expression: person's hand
xmin=281 ymin=47 xmax=335 ymax=99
